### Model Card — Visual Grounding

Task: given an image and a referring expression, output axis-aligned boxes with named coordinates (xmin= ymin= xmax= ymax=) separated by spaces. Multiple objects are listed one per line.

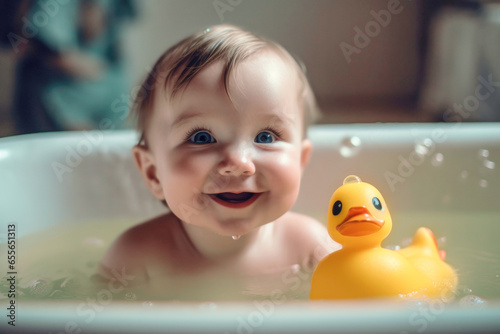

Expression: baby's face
xmin=142 ymin=51 xmax=311 ymax=236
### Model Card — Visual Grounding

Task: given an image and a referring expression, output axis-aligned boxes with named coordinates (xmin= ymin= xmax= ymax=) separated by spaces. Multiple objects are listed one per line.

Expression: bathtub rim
xmin=5 ymin=299 xmax=500 ymax=334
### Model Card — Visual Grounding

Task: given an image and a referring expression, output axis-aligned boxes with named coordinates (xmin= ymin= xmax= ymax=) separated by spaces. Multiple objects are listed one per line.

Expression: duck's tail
xmin=405 ymin=227 xmax=445 ymax=260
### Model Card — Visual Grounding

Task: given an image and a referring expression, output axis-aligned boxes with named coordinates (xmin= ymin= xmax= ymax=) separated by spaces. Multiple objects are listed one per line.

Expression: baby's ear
xmin=300 ymin=138 xmax=312 ymax=169
xmin=132 ymin=145 xmax=165 ymax=200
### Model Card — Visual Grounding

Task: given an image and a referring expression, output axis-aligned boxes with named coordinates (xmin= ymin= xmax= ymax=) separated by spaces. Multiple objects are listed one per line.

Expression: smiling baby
xmin=99 ymin=25 xmax=337 ymax=299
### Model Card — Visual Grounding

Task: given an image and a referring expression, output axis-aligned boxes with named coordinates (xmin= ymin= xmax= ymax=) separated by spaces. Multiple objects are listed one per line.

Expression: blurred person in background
xmin=0 ymin=0 xmax=136 ymax=134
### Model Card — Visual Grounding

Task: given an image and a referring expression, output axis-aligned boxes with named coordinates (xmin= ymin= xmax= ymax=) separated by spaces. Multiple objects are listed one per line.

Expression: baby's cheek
xmin=167 ymin=150 xmax=206 ymax=177
xmin=266 ymin=152 xmax=302 ymax=197
xmin=160 ymin=153 xmax=210 ymax=203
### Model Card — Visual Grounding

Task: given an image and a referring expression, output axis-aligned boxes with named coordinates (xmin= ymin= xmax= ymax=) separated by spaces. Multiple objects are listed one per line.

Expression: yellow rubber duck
xmin=310 ymin=175 xmax=458 ymax=300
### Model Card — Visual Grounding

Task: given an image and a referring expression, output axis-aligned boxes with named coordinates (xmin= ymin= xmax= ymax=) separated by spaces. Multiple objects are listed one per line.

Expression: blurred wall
xmin=121 ymin=0 xmax=421 ymax=102
xmin=0 ymin=0 xmax=421 ymax=133
xmin=0 ymin=51 xmax=15 ymax=126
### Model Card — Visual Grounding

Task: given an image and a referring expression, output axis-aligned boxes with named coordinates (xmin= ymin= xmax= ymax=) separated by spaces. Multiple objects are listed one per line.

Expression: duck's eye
xmin=189 ymin=131 xmax=215 ymax=144
xmin=332 ymin=200 xmax=342 ymax=216
xmin=254 ymin=131 xmax=275 ymax=144
xmin=372 ymin=197 xmax=382 ymax=211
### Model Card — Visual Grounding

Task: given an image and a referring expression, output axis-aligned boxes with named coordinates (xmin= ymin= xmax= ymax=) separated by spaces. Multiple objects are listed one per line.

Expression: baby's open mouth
xmin=209 ymin=192 xmax=261 ymax=208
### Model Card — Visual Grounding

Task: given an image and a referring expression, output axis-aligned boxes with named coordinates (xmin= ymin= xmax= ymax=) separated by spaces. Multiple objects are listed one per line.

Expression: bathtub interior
xmin=1 ymin=123 xmax=499 ymax=333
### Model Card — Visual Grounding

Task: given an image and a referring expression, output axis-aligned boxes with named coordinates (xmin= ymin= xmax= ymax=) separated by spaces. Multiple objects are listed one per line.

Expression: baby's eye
xmin=189 ymin=131 xmax=216 ymax=144
xmin=254 ymin=131 xmax=275 ymax=144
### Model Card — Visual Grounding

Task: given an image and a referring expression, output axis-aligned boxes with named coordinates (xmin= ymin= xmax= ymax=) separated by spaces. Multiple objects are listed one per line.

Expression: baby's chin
xmin=175 ymin=201 xmax=293 ymax=237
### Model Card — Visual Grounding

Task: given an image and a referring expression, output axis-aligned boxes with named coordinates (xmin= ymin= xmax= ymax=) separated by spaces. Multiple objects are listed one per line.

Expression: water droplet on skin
xmin=431 ymin=153 xmax=444 ymax=167
xmin=460 ymin=170 xmax=469 ymax=180
xmin=479 ymin=179 xmax=488 ymax=188
xmin=339 ymin=136 xmax=361 ymax=158
xmin=232 ymin=235 xmax=240 ymax=240
xmin=483 ymin=159 xmax=495 ymax=170
xmin=478 ymin=149 xmax=490 ymax=159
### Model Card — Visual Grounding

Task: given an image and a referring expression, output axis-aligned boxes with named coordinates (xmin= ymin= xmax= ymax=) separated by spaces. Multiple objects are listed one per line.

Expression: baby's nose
xmin=217 ymin=146 xmax=256 ymax=176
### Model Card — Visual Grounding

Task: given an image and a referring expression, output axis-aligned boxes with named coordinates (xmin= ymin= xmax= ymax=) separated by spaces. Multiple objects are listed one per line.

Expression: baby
xmin=100 ymin=25 xmax=336 ymax=299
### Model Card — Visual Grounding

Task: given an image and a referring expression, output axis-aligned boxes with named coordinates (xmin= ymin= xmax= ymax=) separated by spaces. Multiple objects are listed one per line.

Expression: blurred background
xmin=0 ymin=0 xmax=499 ymax=138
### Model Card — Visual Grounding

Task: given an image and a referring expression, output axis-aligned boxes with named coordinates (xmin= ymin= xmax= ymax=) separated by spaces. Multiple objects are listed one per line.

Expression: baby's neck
xmin=180 ymin=220 xmax=266 ymax=260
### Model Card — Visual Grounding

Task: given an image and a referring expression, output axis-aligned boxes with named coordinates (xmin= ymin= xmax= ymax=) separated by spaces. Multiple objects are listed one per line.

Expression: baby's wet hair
xmin=131 ymin=24 xmax=319 ymax=147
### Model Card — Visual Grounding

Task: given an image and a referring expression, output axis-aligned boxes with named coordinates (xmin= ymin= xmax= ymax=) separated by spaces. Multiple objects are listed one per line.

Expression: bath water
xmin=1 ymin=211 xmax=499 ymax=303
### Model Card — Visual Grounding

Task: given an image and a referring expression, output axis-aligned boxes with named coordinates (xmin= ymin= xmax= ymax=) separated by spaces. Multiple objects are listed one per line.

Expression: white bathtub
xmin=1 ymin=123 xmax=499 ymax=333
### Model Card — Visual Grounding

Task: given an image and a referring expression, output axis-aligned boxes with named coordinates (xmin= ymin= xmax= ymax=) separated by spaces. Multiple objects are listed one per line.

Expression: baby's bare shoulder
xmin=274 ymin=212 xmax=339 ymax=261
xmin=99 ymin=213 xmax=175 ymax=280
xmin=106 ymin=214 xmax=172 ymax=254
xmin=276 ymin=211 xmax=326 ymax=237
xmin=273 ymin=212 xmax=325 ymax=250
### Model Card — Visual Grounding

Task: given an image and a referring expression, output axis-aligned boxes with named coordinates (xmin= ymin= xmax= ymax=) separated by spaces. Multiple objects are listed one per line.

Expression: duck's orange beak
xmin=336 ymin=206 xmax=385 ymax=236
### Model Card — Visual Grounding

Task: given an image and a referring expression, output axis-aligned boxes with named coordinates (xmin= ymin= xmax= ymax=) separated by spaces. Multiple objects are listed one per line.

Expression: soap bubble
xmin=437 ymin=236 xmax=447 ymax=246
xmin=431 ymin=153 xmax=444 ymax=167
xmin=479 ymin=179 xmax=488 ymax=188
xmin=478 ymin=149 xmax=489 ymax=159
xmin=343 ymin=175 xmax=362 ymax=184
xmin=414 ymin=138 xmax=433 ymax=156
xmin=458 ymin=295 xmax=486 ymax=308
xmin=460 ymin=170 xmax=469 ymax=180
xmin=483 ymin=160 xmax=495 ymax=170
xmin=339 ymin=136 xmax=361 ymax=158
xmin=142 ymin=301 xmax=153 ymax=307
